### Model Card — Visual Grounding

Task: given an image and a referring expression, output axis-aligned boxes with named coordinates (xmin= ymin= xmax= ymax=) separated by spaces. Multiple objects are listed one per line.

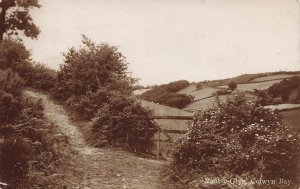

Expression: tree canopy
xmin=0 ymin=0 xmax=40 ymax=41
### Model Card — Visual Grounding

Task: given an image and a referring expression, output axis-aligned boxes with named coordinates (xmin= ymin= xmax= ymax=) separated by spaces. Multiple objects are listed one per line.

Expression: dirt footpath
xmin=24 ymin=90 xmax=167 ymax=189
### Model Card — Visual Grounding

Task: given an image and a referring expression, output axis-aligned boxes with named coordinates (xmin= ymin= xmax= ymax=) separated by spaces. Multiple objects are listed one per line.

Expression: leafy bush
xmin=166 ymin=80 xmax=190 ymax=92
xmin=51 ymin=36 xmax=155 ymax=152
xmin=0 ymin=96 xmax=69 ymax=188
xmin=92 ymin=94 xmax=156 ymax=152
xmin=228 ymin=81 xmax=237 ymax=91
xmin=195 ymin=82 xmax=202 ymax=90
xmin=0 ymin=39 xmax=32 ymax=77
xmin=0 ymin=70 xmax=23 ymax=122
xmin=215 ymin=89 xmax=230 ymax=95
xmin=0 ymin=138 xmax=31 ymax=181
xmin=172 ymin=93 xmax=300 ymax=187
xmin=268 ymin=76 xmax=300 ymax=102
xmin=24 ymin=63 xmax=56 ymax=91
xmin=0 ymin=39 xmax=56 ymax=91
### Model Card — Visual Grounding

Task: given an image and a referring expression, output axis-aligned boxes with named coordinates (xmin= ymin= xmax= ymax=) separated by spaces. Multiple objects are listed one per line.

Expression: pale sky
xmin=24 ymin=0 xmax=300 ymax=85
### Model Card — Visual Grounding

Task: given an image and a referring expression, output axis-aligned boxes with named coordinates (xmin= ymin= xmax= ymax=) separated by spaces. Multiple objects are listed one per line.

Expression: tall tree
xmin=0 ymin=0 xmax=40 ymax=42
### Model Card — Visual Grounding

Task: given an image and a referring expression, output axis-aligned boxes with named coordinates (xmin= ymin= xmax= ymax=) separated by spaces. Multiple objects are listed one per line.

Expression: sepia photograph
xmin=0 ymin=0 xmax=300 ymax=188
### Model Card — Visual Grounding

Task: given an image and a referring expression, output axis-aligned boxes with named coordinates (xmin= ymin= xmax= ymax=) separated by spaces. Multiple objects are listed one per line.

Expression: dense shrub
xmin=0 ymin=70 xmax=23 ymax=122
xmin=0 ymin=138 xmax=31 ymax=181
xmin=166 ymin=80 xmax=190 ymax=92
xmin=195 ymin=82 xmax=202 ymax=89
xmin=215 ymin=89 xmax=230 ymax=95
xmin=139 ymin=80 xmax=193 ymax=108
xmin=92 ymin=94 xmax=156 ymax=152
xmin=24 ymin=63 xmax=56 ymax=91
xmin=268 ymin=76 xmax=300 ymax=102
xmin=228 ymin=81 xmax=237 ymax=91
xmin=0 ymin=39 xmax=32 ymax=77
xmin=51 ymin=36 xmax=155 ymax=152
xmin=0 ymin=39 xmax=56 ymax=91
xmin=0 ymin=96 xmax=69 ymax=188
xmin=172 ymin=93 xmax=300 ymax=187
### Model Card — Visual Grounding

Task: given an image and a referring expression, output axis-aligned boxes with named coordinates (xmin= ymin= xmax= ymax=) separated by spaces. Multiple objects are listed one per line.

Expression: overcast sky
xmin=24 ymin=0 xmax=300 ymax=85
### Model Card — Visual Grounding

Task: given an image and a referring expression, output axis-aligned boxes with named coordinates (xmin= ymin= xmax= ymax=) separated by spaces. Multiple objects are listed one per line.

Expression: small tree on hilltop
xmin=172 ymin=93 xmax=300 ymax=187
xmin=228 ymin=81 xmax=237 ymax=91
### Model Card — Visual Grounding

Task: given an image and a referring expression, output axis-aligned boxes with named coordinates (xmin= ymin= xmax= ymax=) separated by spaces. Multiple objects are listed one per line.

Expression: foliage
xmin=195 ymin=82 xmax=202 ymax=90
xmin=51 ymin=36 xmax=155 ymax=152
xmin=253 ymin=89 xmax=273 ymax=106
xmin=139 ymin=80 xmax=193 ymax=109
xmin=0 ymin=39 xmax=32 ymax=75
xmin=0 ymin=0 xmax=40 ymax=41
xmin=0 ymin=138 xmax=31 ymax=181
xmin=0 ymin=39 xmax=56 ymax=91
xmin=0 ymin=69 xmax=23 ymax=122
xmin=166 ymin=80 xmax=190 ymax=92
xmin=268 ymin=76 xmax=300 ymax=102
xmin=24 ymin=62 xmax=56 ymax=90
xmin=172 ymin=93 xmax=300 ymax=188
xmin=92 ymin=94 xmax=156 ymax=152
xmin=228 ymin=81 xmax=237 ymax=91
xmin=51 ymin=36 xmax=133 ymax=103
xmin=215 ymin=89 xmax=230 ymax=95
xmin=0 ymin=96 xmax=69 ymax=188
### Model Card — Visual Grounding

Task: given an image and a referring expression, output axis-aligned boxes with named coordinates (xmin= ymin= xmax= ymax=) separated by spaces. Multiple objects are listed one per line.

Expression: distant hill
xmin=195 ymin=71 xmax=300 ymax=88
xmin=134 ymin=71 xmax=300 ymax=112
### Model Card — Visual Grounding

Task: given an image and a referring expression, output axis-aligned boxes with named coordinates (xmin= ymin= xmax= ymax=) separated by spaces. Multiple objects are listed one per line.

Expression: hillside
xmin=135 ymin=71 xmax=300 ymax=114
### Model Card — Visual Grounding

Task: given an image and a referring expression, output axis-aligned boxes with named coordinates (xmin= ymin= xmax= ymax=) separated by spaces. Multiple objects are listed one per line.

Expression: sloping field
xmin=251 ymin=74 xmax=300 ymax=82
xmin=133 ymin=88 xmax=152 ymax=95
xmin=183 ymin=95 xmax=230 ymax=111
xmin=177 ymin=84 xmax=197 ymax=94
xmin=139 ymin=99 xmax=192 ymax=116
xmin=178 ymin=85 xmax=218 ymax=100
xmin=183 ymin=93 xmax=257 ymax=112
xmin=280 ymin=108 xmax=300 ymax=133
xmin=218 ymin=80 xmax=282 ymax=91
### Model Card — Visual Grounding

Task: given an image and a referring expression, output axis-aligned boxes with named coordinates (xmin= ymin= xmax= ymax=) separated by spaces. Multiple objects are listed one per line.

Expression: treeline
xmin=139 ymin=80 xmax=194 ymax=108
xmin=50 ymin=36 xmax=156 ymax=152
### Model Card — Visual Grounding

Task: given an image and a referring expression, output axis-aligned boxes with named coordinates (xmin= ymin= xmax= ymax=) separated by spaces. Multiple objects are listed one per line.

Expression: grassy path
xmin=24 ymin=90 xmax=166 ymax=189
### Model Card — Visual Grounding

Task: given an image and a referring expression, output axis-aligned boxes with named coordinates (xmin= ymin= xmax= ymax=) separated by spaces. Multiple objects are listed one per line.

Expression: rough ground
xmin=24 ymin=90 xmax=167 ymax=189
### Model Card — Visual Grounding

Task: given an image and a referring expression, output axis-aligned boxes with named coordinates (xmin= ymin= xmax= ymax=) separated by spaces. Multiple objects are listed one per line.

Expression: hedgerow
xmin=139 ymin=81 xmax=194 ymax=109
xmin=172 ymin=93 xmax=300 ymax=188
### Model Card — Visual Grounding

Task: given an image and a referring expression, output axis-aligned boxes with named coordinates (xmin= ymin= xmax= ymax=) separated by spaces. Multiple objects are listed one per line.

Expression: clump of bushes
xmin=0 ymin=96 xmax=69 ymax=188
xmin=228 ymin=81 xmax=237 ymax=91
xmin=0 ymin=39 xmax=56 ymax=91
xmin=171 ymin=93 xmax=300 ymax=188
xmin=0 ymin=69 xmax=23 ymax=122
xmin=268 ymin=76 xmax=300 ymax=102
xmin=92 ymin=94 xmax=156 ymax=152
xmin=215 ymin=89 xmax=231 ymax=95
xmin=51 ymin=36 xmax=155 ymax=152
xmin=139 ymin=80 xmax=193 ymax=109
xmin=166 ymin=80 xmax=190 ymax=92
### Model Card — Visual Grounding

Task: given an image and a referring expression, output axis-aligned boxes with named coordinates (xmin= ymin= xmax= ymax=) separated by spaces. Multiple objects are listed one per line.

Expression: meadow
xmin=250 ymin=73 xmax=300 ymax=82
